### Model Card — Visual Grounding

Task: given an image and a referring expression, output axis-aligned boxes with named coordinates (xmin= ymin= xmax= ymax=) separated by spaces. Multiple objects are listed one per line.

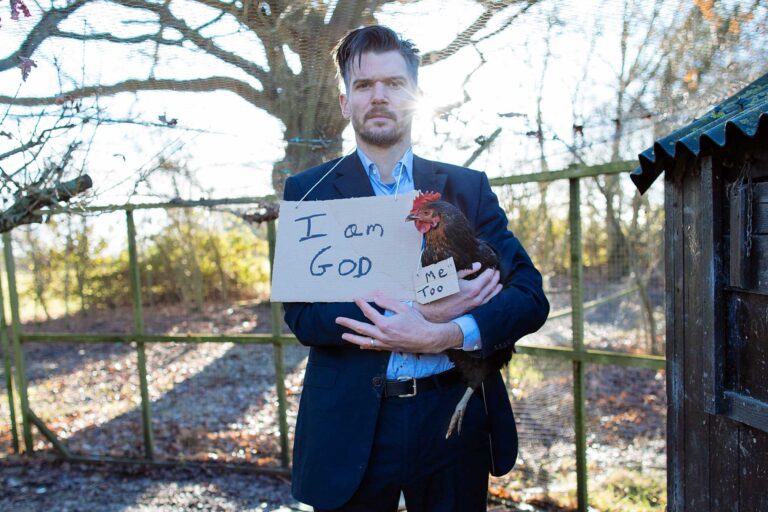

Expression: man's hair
xmin=333 ymin=25 xmax=420 ymax=90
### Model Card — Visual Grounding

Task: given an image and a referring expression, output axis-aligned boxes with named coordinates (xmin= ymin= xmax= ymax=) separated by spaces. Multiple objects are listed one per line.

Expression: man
xmin=282 ymin=25 xmax=549 ymax=511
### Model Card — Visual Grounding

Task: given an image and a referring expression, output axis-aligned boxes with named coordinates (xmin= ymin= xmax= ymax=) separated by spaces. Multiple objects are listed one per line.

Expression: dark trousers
xmin=316 ymin=379 xmax=491 ymax=512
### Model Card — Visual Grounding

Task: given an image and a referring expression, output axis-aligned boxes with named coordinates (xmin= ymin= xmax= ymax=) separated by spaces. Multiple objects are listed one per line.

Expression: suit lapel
xmin=413 ymin=155 xmax=447 ymax=195
xmin=333 ymin=153 xmax=376 ymax=199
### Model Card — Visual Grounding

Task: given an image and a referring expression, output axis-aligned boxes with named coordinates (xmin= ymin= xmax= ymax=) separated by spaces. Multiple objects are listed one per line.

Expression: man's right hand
xmin=414 ymin=262 xmax=502 ymax=324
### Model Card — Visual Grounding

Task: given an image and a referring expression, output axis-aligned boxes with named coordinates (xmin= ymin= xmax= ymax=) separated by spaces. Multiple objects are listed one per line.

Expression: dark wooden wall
xmin=666 ymin=141 xmax=768 ymax=511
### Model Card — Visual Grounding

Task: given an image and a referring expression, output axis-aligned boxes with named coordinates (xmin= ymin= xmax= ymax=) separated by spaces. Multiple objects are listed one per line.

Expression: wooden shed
xmin=631 ymin=73 xmax=768 ymax=511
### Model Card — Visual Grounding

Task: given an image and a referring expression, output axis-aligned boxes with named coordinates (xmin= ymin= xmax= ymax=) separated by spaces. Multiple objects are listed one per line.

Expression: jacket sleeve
xmin=470 ymin=173 xmax=550 ymax=358
xmin=280 ymin=175 xmax=382 ymax=348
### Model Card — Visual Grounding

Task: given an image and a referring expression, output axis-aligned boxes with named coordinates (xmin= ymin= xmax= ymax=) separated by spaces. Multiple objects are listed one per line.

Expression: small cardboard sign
xmin=413 ymin=257 xmax=460 ymax=304
xmin=270 ymin=192 xmax=422 ymax=302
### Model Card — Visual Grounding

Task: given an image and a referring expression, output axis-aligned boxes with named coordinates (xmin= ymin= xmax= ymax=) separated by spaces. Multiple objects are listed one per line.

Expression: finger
xmin=341 ymin=333 xmax=387 ymax=350
xmin=457 ymin=262 xmax=482 ymax=279
xmin=371 ymin=294 xmax=410 ymax=314
xmin=354 ymin=297 xmax=387 ymax=323
xmin=468 ymin=268 xmax=496 ymax=288
xmin=458 ymin=267 xmax=494 ymax=295
xmin=335 ymin=316 xmax=380 ymax=338
xmin=480 ymin=283 xmax=503 ymax=305
xmin=478 ymin=272 xmax=502 ymax=304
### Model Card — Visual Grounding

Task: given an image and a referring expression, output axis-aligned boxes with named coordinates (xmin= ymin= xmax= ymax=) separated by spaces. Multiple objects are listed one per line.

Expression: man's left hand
xmin=335 ymin=295 xmax=463 ymax=354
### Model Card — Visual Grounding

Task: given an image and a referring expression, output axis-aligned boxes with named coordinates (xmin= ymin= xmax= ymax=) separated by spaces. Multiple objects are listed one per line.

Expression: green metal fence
xmin=1 ymin=161 xmax=665 ymax=510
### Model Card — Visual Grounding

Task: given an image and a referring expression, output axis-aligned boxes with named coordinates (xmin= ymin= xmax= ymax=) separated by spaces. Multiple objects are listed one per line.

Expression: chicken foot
xmin=445 ymin=386 xmax=475 ymax=438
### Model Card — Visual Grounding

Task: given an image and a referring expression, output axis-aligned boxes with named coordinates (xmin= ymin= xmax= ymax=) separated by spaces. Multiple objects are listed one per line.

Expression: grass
xmin=590 ymin=468 xmax=666 ymax=511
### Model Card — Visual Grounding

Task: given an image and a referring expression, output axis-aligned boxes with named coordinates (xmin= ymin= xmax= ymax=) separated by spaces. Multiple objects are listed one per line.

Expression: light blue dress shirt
xmin=356 ymin=148 xmax=482 ymax=379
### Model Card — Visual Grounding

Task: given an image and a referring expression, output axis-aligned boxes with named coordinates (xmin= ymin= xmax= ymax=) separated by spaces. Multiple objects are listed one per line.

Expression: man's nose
xmin=371 ymin=81 xmax=388 ymax=102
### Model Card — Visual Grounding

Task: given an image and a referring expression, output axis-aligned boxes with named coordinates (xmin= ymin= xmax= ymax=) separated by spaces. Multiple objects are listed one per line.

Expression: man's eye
xmin=356 ymin=82 xmax=371 ymax=90
xmin=388 ymin=81 xmax=403 ymax=89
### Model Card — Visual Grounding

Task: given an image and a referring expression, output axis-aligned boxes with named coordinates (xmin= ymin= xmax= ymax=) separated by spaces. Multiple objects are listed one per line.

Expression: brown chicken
xmin=406 ymin=191 xmax=513 ymax=438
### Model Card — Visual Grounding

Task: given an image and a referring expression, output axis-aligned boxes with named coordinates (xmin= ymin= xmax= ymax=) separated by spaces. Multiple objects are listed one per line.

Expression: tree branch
xmin=0 ymin=175 xmax=93 ymax=233
xmin=421 ymin=0 xmax=537 ymax=66
xmin=0 ymin=0 xmax=89 ymax=73
xmin=53 ymin=29 xmax=184 ymax=46
xmin=0 ymin=124 xmax=77 ymax=162
xmin=0 ymin=77 xmax=267 ymax=110
xmin=113 ymin=0 xmax=271 ymax=84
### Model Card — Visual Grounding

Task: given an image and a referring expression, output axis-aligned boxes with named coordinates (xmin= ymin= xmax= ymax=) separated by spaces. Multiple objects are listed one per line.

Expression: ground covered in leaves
xmin=0 ymin=457 xmax=298 ymax=511
xmin=0 ymin=297 xmax=667 ymax=511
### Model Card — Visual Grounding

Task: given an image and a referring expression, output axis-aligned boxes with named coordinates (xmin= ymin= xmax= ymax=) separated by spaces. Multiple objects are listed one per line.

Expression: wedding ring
xmin=370 ymin=338 xmax=376 ymax=347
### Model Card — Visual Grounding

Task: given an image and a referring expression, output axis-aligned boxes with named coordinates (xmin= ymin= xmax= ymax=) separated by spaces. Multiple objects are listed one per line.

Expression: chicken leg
xmin=446 ymin=386 xmax=475 ymax=438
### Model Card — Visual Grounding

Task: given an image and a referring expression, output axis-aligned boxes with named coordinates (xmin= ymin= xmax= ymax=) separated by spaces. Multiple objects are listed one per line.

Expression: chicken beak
xmin=405 ymin=213 xmax=417 ymax=222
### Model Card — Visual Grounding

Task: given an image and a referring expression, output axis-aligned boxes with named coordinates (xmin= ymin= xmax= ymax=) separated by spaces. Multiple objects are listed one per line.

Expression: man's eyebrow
xmin=351 ymin=75 xmax=409 ymax=85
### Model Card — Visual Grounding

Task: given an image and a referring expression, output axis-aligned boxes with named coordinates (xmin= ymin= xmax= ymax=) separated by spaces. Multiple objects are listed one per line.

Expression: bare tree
xmin=0 ymin=0 xmax=542 ymax=194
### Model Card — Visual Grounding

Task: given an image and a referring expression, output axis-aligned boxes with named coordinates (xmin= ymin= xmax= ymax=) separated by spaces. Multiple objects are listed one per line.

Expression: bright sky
xmin=0 ymin=0 xmax=765 ymax=207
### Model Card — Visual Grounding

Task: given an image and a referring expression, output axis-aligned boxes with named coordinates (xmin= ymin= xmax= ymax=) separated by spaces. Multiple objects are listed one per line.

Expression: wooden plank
xmin=665 ymin=170 xmax=685 ymax=510
xmin=682 ymin=158 xmax=710 ymax=511
xmin=515 ymin=344 xmax=665 ymax=368
xmin=708 ymin=154 xmax=740 ymax=511
xmin=724 ymin=391 xmax=768 ymax=431
xmin=27 ymin=409 xmax=71 ymax=458
xmin=488 ymin=160 xmax=636 ymax=186
xmin=568 ymin=178 xmax=587 ymax=511
xmin=749 ymin=234 xmax=768 ymax=292
xmin=730 ymin=183 xmax=748 ymax=288
xmin=701 ymin=157 xmax=726 ymax=414
xmin=0 ymin=271 xmax=19 ymax=453
xmin=127 ymin=210 xmax=154 ymax=461
xmin=709 ymin=413 xmax=740 ymax=510
xmin=21 ymin=333 xmax=297 ymax=344
xmin=41 ymin=195 xmax=279 ymax=215
xmin=268 ymin=220 xmax=290 ymax=469
xmin=739 ymin=423 xmax=768 ymax=511
xmin=755 ymin=183 xmax=768 ymax=235
xmin=3 ymin=233 xmax=33 ymax=453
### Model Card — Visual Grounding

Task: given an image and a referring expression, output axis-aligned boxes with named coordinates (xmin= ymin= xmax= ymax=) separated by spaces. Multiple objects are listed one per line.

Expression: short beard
xmin=352 ymin=117 xmax=405 ymax=148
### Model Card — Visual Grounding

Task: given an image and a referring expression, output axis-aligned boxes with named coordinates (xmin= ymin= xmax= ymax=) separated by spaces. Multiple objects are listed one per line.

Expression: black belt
xmin=383 ymin=369 xmax=463 ymax=398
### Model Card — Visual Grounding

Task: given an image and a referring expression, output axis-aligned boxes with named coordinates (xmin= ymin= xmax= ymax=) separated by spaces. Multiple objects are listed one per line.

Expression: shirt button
xmin=372 ymin=377 xmax=383 ymax=386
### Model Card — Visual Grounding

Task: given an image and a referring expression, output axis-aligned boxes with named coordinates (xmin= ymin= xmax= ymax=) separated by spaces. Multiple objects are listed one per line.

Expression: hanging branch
xmin=0 ymin=174 xmax=93 ymax=232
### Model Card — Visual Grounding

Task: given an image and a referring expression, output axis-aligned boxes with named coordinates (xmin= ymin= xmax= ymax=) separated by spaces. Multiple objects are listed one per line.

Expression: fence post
xmin=3 ymin=232 xmax=32 ymax=453
xmin=267 ymin=220 xmax=290 ymax=468
xmin=0 ymin=244 xmax=19 ymax=453
xmin=569 ymin=178 xmax=588 ymax=511
xmin=126 ymin=209 xmax=154 ymax=460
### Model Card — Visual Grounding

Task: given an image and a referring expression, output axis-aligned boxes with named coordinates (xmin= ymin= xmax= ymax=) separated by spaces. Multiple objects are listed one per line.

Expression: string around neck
xmin=294 ymin=147 xmax=357 ymax=208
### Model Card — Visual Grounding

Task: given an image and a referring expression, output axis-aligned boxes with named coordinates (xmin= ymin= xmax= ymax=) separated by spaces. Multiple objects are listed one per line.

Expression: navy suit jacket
xmin=283 ymin=153 xmax=549 ymax=509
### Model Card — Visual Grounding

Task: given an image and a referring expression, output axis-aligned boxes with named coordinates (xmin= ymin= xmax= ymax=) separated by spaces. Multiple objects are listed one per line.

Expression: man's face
xmin=339 ymin=51 xmax=418 ymax=148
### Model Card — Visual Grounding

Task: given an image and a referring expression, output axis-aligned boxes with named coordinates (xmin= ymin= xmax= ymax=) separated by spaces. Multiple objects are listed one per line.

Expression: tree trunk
xmin=208 ymin=235 xmax=229 ymax=301
xmin=24 ymin=228 xmax=51 ymax=321
xmin=64 ymin=216 xmax=72 ymax=328
xmin=75 ymin=218 xmax=89 ymax=316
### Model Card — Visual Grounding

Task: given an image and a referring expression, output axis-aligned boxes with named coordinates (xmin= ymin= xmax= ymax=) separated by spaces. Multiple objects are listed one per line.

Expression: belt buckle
xmin=397 ymin=376 xmax=417 ymax=397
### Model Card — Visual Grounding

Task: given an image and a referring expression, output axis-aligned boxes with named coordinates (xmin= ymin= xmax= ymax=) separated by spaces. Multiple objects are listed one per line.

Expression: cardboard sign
xmin=413 ymin=257 xmax=460 ymax=304
xmin=271 ymin=192 xmax=422 ymax=302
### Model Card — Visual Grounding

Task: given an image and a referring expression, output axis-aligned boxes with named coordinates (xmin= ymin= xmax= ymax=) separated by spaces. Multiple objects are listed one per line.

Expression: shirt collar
xmin=357 ymin=147 xmax=414 ymax=183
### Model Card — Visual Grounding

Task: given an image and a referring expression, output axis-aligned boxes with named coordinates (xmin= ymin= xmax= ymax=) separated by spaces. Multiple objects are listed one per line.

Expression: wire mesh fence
xmin=0 ymin=0 xmax=686 ymax=508
xmin=0 ymin=168 xmax=668 ymax=510
xmin=491 ymin=355 xmax=577 ymax=506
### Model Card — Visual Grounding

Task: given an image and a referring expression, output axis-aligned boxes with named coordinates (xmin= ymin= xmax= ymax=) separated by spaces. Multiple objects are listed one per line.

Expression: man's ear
xmin=339 ymin=93 xmax=351 ymax=119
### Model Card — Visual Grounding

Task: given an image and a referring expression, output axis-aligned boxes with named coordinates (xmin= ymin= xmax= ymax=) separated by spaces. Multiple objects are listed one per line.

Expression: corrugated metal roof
xmin=631 ymin=72 xmax=768 ymax=194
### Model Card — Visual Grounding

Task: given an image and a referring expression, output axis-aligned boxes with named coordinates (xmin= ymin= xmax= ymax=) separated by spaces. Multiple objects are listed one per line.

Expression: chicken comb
xmin=411 ymin=191 xmax=442 ymax=212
